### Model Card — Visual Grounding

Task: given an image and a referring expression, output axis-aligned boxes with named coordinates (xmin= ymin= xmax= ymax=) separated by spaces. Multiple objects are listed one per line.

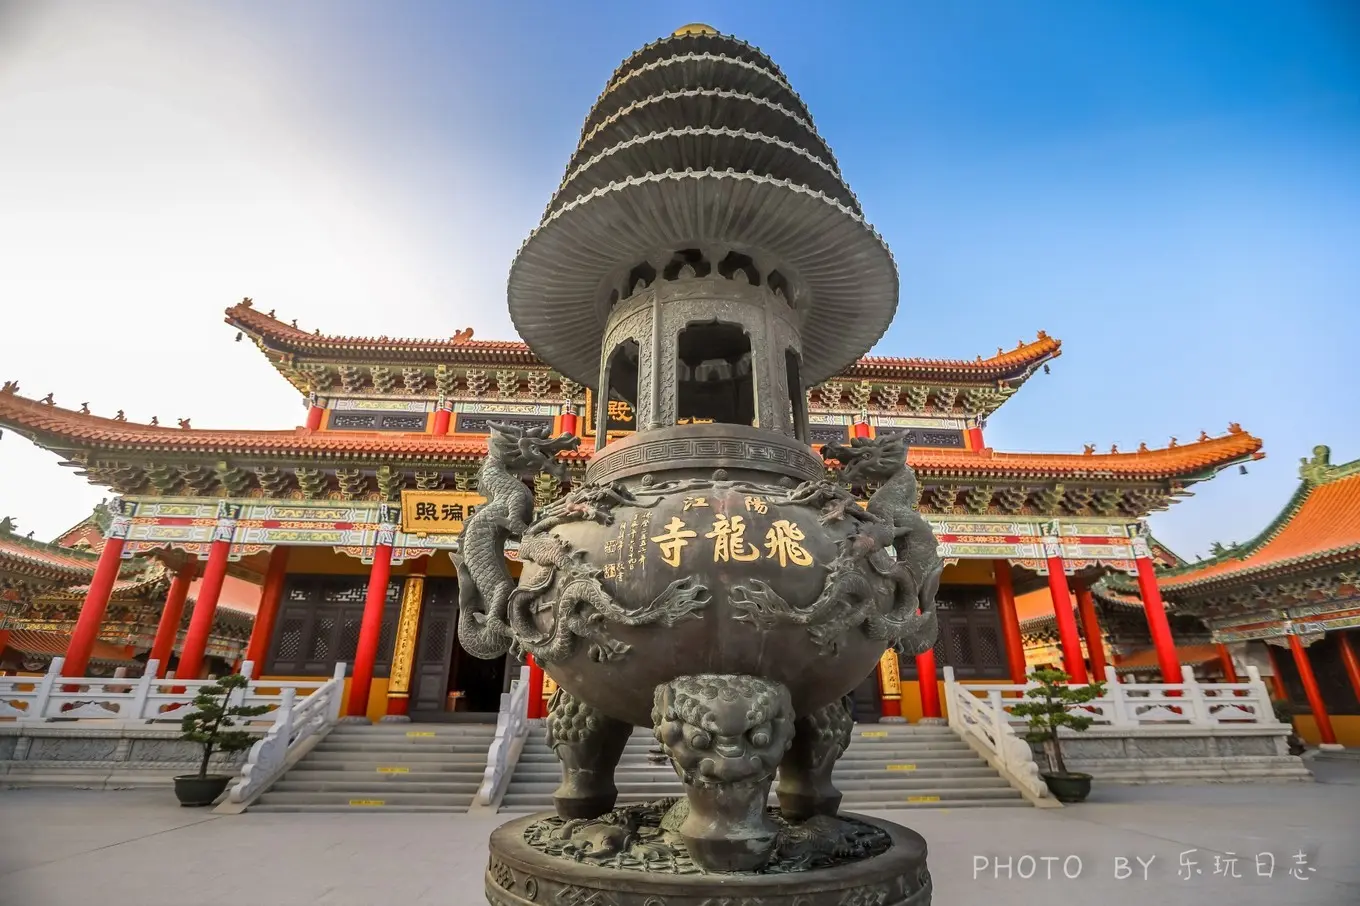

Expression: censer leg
xmin=652 ymin=674 xmax=795 ymax=872
xmin=776 ymin=693 xmax=856 ymax=820
xmin=545 ymin=687 xmax=632 ymax=819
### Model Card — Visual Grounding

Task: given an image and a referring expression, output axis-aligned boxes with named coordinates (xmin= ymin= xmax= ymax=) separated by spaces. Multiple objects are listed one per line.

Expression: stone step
xmin=253 ymin=791 xmax=475 ymax=807
xmin=328 ymin=724 xmax=497 ymax=736
xmin=281 ymin=768 xmax=485 ymax=783
xmin=308 ymin=746 xmax=491 ymax=760
xmin=287 ymin=762 xmax=486 ymax=776
xmin=499 ymin=787 xmax=1027 ymax=812
xmin=313 ymin=740 xmax=495 ymax=753
xmin=272 ymin=779 xmax=482 ymax=794
xmin=249 ymin=802 xmax=469 ymax=814
xmin=515 ymin=744 xmax=976 ymax=764
xmin=504 ymin=773 xmax=1012 ymax=796
xmin=508 ymin=764 xmax=1001 ymax=786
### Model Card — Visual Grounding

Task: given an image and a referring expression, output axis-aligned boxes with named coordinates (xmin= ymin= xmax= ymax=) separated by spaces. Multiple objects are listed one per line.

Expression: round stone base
xmin=485 ymin=811 xmax=931 ymax=906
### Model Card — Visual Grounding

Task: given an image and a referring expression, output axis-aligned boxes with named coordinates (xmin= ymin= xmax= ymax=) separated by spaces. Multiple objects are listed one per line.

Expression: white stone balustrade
xmin=0 ymin=658 xmax=341 ymax=729
xmin=478 ymin=665 xmax=533 ymax=807
xmin=226 ymin=662 xmax=347 ymax=805
xmin=946 ymin=664 xmax=1280 ymax=731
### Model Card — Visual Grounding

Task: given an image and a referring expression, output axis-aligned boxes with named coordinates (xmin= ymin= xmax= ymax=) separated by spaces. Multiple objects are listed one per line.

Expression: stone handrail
xmin=226 ymin=661 xmax=347 ymax=806
xmin=942 ymin=666 xmax=1048 ymax=799
xmin=950 ymin=665 xmax=1281 ymax=730
xmin=478 ymin=665 xmax=533 ymax=807
xmin=0 ymin=658 xmax=334 ymax=727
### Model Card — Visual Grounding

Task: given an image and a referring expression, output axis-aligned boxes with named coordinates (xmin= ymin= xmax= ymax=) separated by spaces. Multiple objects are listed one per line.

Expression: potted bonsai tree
xmin=174 ymin=673 xmax=269 ymax=807
xmin=1011 ymin=667 xmax=1107 ymax=803
xmin=1272 ymin=699 xmax=1306 ymax=756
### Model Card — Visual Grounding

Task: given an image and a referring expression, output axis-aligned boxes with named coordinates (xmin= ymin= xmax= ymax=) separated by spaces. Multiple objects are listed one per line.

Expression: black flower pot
xmin=1041 ymin=771 xmax=1093 ymax=803
xmin=173 ymin=774 xmax=231 ymax=807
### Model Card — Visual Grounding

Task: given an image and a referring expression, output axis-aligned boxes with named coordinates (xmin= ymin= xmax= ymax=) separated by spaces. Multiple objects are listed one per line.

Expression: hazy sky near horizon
xmin=0 ymin=1 xmax=1356 ymax=558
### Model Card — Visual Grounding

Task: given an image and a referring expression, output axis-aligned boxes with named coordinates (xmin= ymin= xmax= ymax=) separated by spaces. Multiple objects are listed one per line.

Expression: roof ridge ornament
xmin=1298 ymin=444 xmax=1335 ymax=484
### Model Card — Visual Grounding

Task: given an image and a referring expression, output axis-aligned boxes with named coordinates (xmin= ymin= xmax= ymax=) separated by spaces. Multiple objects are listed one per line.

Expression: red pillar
xmin=992 ymin=560 xmax=1027 ymax=683
xmin=560 ymin=405 xmax=578 ymax=437
xmin=432 ymin=399 xmax=451 ymax=436
xmin=62 ymin=511 xmax=133 ymax=677
xmin=243 ymin=547 xmax=289 ymax=678
xmin=346 ymin=510 xmax=397 ymax=719
xmin=1217 ymin=643 xmax=1240 ymax=682
xmin=967 ymin=425 xmax=985 ymax=451
xmin=1075 ymin=585 xmax=1107 ymax=680
xmin=526 ymin=654 xmax=546 ymax=719
xmin=149 ymin=560 xmax=198 ymax=678
xmin=1131 ymin=535 xmax=1181 ymax=683
xmin=916 ymin=649 xmax=941 ymax=719
xmin=1288 ymin=633 xmax=1337 ymax=746
xmin=305 ymin=393 xmax=324 ymax=431
xmin=853 ymin=417 xmax=871 ymax=440
xmin=175 ymin=506 xmax=238 ymax=682
xmin=1041 ymin=535 xmax=1088 ymax=683
xmin=1338 ymin=631 xmax=1360 ymax=706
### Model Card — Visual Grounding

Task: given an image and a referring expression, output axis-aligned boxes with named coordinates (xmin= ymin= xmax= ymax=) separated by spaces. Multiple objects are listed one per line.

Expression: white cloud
xmin=0 ymin=3 xmax=522 ymax=539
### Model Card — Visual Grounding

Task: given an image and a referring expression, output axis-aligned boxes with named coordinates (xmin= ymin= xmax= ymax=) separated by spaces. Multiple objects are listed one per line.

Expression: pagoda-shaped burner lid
xmin=507 ymin=26 xmax=899 ymax=391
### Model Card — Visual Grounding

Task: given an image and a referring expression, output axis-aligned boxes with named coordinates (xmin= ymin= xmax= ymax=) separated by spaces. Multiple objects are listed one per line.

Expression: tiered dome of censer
xmin=468 ymin=24 xmax=939 ymax=906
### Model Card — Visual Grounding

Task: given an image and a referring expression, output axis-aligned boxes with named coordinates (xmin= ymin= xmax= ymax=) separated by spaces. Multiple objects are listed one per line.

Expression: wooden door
xmin=410 ymin=578 xmax=457 ymax=715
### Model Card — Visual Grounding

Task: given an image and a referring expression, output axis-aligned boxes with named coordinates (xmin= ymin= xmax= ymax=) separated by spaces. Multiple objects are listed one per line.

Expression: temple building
xmin=1100 ymin=445 xmax=1360 ymax=748
xmin=0 ymin=295 xmax=1265 ymax=723
xmin=0 ymin=511 xmax=253 ymax=676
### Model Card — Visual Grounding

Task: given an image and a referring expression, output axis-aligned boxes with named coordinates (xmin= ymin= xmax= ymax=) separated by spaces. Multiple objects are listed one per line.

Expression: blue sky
xmin=0 ymin=0 xmax=1356 ymax=556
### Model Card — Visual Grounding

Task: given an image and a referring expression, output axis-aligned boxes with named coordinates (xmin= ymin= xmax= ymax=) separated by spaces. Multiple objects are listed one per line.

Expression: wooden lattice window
xmin=900 ymin=585 xmax=1010 ymax=680
xmin=265 ymin=575 xmax=401 ymax=677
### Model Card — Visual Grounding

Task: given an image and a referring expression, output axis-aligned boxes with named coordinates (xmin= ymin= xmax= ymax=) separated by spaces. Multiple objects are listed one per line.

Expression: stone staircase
xmin=249 ymin=722 xmax=497 ymax=813
xmin=500 ymin=723 xmax=1028 ymax=812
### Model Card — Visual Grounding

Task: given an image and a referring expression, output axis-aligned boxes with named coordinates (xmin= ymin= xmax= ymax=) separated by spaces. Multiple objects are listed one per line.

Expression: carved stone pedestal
xmin=485 ymin=810 xmax=932 ymax=906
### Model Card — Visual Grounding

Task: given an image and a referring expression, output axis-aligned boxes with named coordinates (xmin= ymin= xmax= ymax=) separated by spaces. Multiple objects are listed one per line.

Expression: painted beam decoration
xmin=109 ymin=496 xmax=1147 ymax=574
xmin=931 ymin=519 xmax=1137 ymax=573
xmin=121 ymin=499 xmax=434 ymax=564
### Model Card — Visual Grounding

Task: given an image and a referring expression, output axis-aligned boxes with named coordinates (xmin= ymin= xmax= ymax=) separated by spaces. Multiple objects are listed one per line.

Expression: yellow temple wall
xmin=940 ymin=560 xmax=995 ymax=585
xmin=1294 ymin=714 xmax=1360 ymax=748
xmin=260 ymin=675 xmax=392 ymax=723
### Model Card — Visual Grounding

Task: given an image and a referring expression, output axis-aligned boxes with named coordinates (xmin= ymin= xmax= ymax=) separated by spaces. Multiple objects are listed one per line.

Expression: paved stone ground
xmin=1 ymin=761 xmax=1357 ymax=906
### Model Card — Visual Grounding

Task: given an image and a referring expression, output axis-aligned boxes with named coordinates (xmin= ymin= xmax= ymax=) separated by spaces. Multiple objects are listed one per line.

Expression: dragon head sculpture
xmin=821 ymin=434 xmax=911 ymax=488
xmin=487 ymin=421 xmax=580 ymax=482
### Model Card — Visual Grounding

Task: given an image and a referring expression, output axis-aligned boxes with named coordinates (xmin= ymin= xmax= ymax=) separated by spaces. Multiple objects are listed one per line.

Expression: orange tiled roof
xmin=228 ymin=301 xmax=533 ymax=360
xmin=227 ymin=300 xmax=1063 ymax=382
xmin=3 ymin=628 xmax=139 ymax=667
xmin=1155 ymin=446 xmax=1360 ymax=592
xmin=0 ymin=535 xmax=99 ymax=583
xmin=906 ymin=428 xmax=1263 ymax=481
xmin=0 ymin=388 xmax=564 ymax=462
xmin=0 ymin=387 xmax=1262 ymax=483
xmin=852 ymin=332 xmax=1062 ymax=381
xmin=1114 ymin=644 xmax=1220 ymax=673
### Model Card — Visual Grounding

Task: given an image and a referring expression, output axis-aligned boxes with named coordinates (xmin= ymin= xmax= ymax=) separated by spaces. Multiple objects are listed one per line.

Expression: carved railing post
xmin=130 ymin=660 xmax=159 ymax=721
xmin=34 ymin=657 xmax=62 ymax=720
